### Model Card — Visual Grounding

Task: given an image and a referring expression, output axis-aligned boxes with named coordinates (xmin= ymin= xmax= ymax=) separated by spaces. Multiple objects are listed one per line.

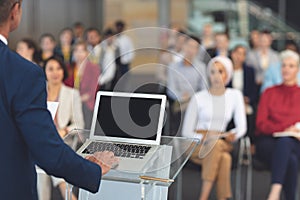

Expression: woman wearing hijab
xmin=182 ymin=56 xmax=247 ymax=200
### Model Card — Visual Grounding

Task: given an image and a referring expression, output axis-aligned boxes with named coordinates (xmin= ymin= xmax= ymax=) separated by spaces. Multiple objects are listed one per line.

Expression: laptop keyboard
xmin=82 ymin=142 xmax=152 ymax=159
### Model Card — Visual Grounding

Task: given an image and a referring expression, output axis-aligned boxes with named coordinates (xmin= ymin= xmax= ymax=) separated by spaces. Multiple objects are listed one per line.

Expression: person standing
xmin=0 ymin=1 xmax=118 ymax=199
xmin=114 ymin=20 xmax=135 ymax=76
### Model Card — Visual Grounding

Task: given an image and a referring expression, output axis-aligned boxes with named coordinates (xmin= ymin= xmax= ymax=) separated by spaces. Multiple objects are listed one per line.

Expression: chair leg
xmin=235 ymin=138 xmax=245 ymax=200
xmin=245 ymin=137 xmax=252 ymax=200
xmin=235 ymin=137 xmax=253 ymax=200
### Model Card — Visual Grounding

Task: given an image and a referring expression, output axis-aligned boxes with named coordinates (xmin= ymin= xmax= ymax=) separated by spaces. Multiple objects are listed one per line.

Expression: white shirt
xmin=98 ymin=42 xmax=116 ymax=85
xmin=116 ymin=34 xmax=134 ymax=64
xmin=0 ymin=34 xmax=8 ymax=45
xmin=182 ymin=88 xmax=247 ymax=141
xmin=167 ymin=59 xmax=207 ymax=101
xmin=232 ymin=69 xmax=244 ymax=92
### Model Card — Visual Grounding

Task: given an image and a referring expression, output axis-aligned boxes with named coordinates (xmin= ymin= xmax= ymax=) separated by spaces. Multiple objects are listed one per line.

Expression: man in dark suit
xmin=0 ymin=1 xmax=117 ymax=199
xmin=203 ymin=32 xmax=230 ymax=64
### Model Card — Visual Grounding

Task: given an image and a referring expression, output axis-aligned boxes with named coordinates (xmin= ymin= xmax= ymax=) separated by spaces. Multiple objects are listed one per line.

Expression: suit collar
xmin=0 ymin=34 xmax=8 ymax=45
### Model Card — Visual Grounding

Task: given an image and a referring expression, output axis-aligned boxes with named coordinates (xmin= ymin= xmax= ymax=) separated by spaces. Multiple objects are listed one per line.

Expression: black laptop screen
xmin=94 ymin=95 xmax=162 ymax=140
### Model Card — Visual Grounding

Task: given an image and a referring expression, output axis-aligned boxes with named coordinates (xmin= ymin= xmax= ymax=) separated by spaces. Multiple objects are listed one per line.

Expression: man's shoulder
xmin=2 ymin=48 xmax=42 ymax=75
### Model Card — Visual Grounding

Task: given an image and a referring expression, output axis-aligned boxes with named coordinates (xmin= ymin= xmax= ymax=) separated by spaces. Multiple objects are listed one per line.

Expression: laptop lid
xmin=89 ymin=91 xmax=166 ymax=145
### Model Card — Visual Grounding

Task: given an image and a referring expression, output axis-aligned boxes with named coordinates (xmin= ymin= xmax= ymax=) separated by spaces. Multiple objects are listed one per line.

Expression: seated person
xmin=261 ymin=51 xmax=300 ymax=93
xmin=228 ymin=45 xmax=258 ymax=143
xmin=182 ymin=56 xmax=246 ymax=200
xmin=64 ymin=41 xmax=100 ymax=129
xmin=255 ymin=50 xmax=300 ymax=200
xmin=16 ymin=38 xmax=40 ymax=64
xmin=39 ymin=56 xmax=85 ymax=200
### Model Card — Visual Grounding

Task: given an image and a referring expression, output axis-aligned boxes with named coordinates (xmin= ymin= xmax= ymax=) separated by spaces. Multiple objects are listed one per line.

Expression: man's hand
xmin=86 ymin=151 xmax=119 ymax=175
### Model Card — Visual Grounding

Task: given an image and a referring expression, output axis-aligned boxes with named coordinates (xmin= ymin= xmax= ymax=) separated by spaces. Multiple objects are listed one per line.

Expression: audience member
xmin=73 ymin=22 xmax=85 ymax=42
xmin=201 ymin=23 xmax=215 ymax=49
xmin=40 ymin=56 xmax=84 ymax=200
xmin=182 ymin=56 xmax=246 ymax=200
xmin=228 ymin=45 xmax=258 ymax=142
xmin=97 ymin=28 xmax=117 ymax=90
xmin=255 ymin=50 xmax=300 ymax=200
xmin=246 ymin=30 xmax=280 ymax=86
xmin=285 ymin=40 xmax=299 ymax=54
xmin=207 ymin=32 xmax=230 ymax=57
xmin=38 ymin=33 xmax=62 ymax=67
xmin=156 ymin=30 xmax=188 ymax=88
xmin=114 ymin=20 xmax=135 ymax=76
xmin=204 ymin=32 xmax=230 ymax=64
xmin=64 ymin=41 xmax=100 ymax=129
xmin=16 ymin=38 xmax=39 ymax=64
xmin=167 ymin=36 xmax=207 ymax=134
xmin=249 ymin=30 xmax=260 ymax=50
xmin=85 ymin=27 xmax=102 ymax=64
xmin=261 ymin=49 xmax=300 ymax=92
xmin=56 ymin=27 xmax=74 ymax=64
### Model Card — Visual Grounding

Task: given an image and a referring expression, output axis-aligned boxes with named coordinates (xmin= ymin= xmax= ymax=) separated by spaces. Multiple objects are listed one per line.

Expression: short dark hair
xmin=115 ymin=20 xmax=125 ymax=29
xmin=84 ymin=27 xmax=100 ymax=40
xmin=39 ymin=33 xmax=56 ymax=44
xmin=260 ymin=29 xmax=272 ymax=35
xmin=18 ymin=38 xmax=40 ymax=63
xmin=19 ymin=38 xmax=37 ymax=51
xmin=187 ymin=35 xmax=201 ymax=45
xmin=231 ymin=44 xmax=247 ymax=52
xmin=59 ymin=27 xmax=73 ymax=36
xmin=176 ymin=29 xmax=187 ymax=37
xmin=43 ymin=56 xmax=68 ymax=81
xmin=215 ymin=32 xmax=230 ymax=40
xmin=285 ymin=40 xmax=300 ymax=53
xmin=0 ymin=0 xmax=18 ymax=24
xmin=73 ymin=22 xmax=84 ymax=28
xmin=103 ymin=28 xmax=115 ymax=37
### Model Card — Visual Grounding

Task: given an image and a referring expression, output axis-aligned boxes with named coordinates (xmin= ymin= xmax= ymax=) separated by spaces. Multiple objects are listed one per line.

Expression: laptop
xmin=77 ymin=91 xmax=166 ymax=172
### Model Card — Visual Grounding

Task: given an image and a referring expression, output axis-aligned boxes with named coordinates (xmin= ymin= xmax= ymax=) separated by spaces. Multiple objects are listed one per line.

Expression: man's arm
xmin=12 ymin=66 xmax=101 ymax=193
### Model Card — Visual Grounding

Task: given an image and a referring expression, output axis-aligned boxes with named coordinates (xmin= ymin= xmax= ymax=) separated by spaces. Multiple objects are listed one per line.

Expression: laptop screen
xmin=94 ymin=95 xmax=163 ymax=141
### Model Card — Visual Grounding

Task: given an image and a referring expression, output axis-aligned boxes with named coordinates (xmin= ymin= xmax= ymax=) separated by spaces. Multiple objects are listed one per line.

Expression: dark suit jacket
xmin=228 ymin=64 xmax=258 ymax=107
xmin=203 ymin=48 xmax=230 ymax=65
xmin=0 ymin=41 xmax=101 ymax=199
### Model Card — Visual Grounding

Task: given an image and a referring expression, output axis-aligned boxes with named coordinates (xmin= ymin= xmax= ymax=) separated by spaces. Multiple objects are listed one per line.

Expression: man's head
xmin=39 ymin=33 xmax=56 ymax=52
xmin=85 ymin=27 xmax=101 ymax=47
xmin=0 ymin=0 xmax=22 ymax=34
xmin=73 ymin=22 xmax=85 ymax=39
xmin=183 ymin=35 xmax=200 ymax=61
xmin=115 ymin=20 xmax=125 ymax=34
xmin=259 ymin=30 xmax=273 ymax=49
xmin=215 ymin=32 xmax=230 ymax=51
xmin=230 ymin=45 xmax=247 ymax=66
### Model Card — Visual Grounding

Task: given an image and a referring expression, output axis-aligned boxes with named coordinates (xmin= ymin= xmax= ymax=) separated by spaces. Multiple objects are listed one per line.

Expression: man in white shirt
xmin=114 ymin=20 xmax=135 ymax=76
xmin=98 ymin=29 xmax=117 ymax=90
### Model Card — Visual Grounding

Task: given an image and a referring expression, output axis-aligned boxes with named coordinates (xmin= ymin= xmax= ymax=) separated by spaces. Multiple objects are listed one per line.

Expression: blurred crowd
xmin=15 ymin=20 xmax=300 ymax=200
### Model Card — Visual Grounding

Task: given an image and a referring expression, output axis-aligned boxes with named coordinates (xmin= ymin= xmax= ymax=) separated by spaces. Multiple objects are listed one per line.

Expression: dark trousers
xmin=119 ymin=63 xmax=129 ymax=75
xmin=256 ymin=136 xmax=300 ymax=200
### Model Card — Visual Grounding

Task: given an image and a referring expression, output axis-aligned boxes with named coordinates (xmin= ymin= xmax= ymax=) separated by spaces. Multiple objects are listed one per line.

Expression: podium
xmin=64 ymin=129 xmax=200 ymax=200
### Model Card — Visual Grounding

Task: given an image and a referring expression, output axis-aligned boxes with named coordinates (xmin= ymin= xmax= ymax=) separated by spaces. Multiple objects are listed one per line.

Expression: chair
xmin=235 ymin=136 xmax=252 ymax=200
